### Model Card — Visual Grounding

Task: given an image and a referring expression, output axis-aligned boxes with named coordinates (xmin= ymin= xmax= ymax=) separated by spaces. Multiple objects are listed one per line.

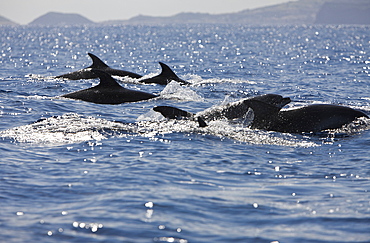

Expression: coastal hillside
xmin=2 ymin=0 xmax=369 ymax=26
xmin=0 ymin=15 xmax=18 ymax=26
xmin=103 ymin=0 xmax=370 ymax=25
xmin=315 ymin=0 xmax=370 ymax=24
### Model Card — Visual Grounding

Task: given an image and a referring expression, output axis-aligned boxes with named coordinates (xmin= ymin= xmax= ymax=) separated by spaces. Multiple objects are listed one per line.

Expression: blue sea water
xmin=0 ymin=24 xmax=370 ymax=242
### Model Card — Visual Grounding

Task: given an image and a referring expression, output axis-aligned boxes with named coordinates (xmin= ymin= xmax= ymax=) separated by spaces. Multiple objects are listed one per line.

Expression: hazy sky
xmin=1 ymin=0 xmax=294 ymax=25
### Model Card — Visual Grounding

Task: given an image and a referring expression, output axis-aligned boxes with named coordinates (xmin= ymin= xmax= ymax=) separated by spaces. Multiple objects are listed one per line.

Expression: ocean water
xmin=0 ymin=24 xmax=369 ymax=243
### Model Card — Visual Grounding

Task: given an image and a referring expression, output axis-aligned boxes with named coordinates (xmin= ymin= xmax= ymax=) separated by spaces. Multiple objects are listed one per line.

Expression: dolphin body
xmin=154 ymin=94 xmax=290 ymax=127
xmin=197 ymin=94 xmax=291 ymax=122
xmin=153 ymin=106 xmax=208 ymax=127
xmin=139 ymin=62 xmax=189 ymax=85
xmin=244 ymin=100 xmax=368 ymax=133
xmin=154 ymin=94 xmax=368 ymax=133
xmin=56 ymin=53 xmax=142 ymax=80
xmin=61 ymin=69 xmax=157 ymax=104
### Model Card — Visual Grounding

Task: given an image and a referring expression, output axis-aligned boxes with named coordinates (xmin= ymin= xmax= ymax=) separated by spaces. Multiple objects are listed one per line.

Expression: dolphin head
xmin=248 ymin=94 xmax=291 ymax=108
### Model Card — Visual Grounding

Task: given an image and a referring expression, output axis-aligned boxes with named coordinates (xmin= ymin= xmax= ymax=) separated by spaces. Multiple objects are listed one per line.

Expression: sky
xmin=1 ymin=0 xmax=293 ymax=25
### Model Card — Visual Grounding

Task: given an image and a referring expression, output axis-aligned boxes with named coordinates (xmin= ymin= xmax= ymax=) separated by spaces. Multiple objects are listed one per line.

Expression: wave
xmin=0 ymin=112 xmax=319 ymax=147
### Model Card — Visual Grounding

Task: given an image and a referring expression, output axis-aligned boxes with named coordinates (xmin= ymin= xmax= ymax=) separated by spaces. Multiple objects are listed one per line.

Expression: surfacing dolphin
xmin=56 ymin=53 xmax=142 ymax=80
xmin=154 ymin=105 xmax=208 ymax=127
xmin=198 ymin=94 xmax=291 ymax=122
xmin=61 ymin=69 xmax=157 ymax=104
xmin=243 ymin=100 xmax=368 ymax=133
xmin=139 ymin=62 xmax=189 ymax=85
xmin=154 ymin=94 xmax=290 ymax=127
xmin=154 ymin=94 xmax=368 ymax=133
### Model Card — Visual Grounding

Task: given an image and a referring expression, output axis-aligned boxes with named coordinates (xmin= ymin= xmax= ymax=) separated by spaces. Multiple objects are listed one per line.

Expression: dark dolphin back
xmin=153 ymin=106 xmax=193 ymax=119
xmin=55 ymin=53 xmax=108 ymax=80
xmin=61 ymin=69 xmax=157 ymax=104
xmin=140 ymin=62 xmax=189 ymax=85
xmin=88 ymin=53 xmax=142 ymax=79
xmin=251 ymin=94 xmax=291 ymax=108
xmin=55 ymin=70 xmax=97 ymax=80
xmin=56 ymin=53 xmax=142 ymax=80
xmin=242 ymin=100 xmax=281 ymax=130
xmin=153 ymin=106 xmax=207 ymax=127
xmin=278 ymin=104 xmax=369 ymax=133
xmin=245 ymin=101 xmax=369 ymax=133
xmin=91 ymin=69 xmax=123 ymax=88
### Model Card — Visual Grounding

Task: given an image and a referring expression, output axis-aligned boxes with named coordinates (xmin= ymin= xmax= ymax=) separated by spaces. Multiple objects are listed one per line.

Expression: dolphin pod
xmin=56 ymin=53 xmax=188 ymax=85
xmin=153 ymin=94 xmax=369 ymax=134
xmin=55 ymin=53 xmax=368 ymax=135
xmin=61 ymin=69 xmax=157 ymax=104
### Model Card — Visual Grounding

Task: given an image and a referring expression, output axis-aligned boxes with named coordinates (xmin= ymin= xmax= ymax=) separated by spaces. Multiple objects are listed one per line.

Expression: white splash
xmin=3 ymin=111 xmax=359 ymax=147
xmin=0 ymin=113 xmax=132 ymax=144
xmin=159 ymin=81 xmax=204 ymax=101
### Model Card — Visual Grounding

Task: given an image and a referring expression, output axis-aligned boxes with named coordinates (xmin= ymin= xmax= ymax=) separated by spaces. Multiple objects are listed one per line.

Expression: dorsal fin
xmin=158 ymin=62 xmax=180 ymax=79
xmin=88 ymin=53 xmax=109 ymax=69
xmin=158 ymin=62 xmax=189 ymax=84
xmin=91 ymin=69 xmax=123 ymax=88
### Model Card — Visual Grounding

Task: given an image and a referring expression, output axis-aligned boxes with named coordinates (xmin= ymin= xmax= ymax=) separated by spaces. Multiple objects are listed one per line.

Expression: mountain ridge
xmin=102 ymin=0 xmax=370 ymax=25
xmin=0 ymin=15 xmax=18 ymax=26
xmin=1 ymin=0 xmax=369 ymax=26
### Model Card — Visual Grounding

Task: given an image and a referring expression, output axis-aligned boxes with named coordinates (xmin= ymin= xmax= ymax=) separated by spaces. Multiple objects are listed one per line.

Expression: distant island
xmin=1 ymin=0 xmax=369 ymax=26
xmin=28 ymin=12 xmax=94 ymax=26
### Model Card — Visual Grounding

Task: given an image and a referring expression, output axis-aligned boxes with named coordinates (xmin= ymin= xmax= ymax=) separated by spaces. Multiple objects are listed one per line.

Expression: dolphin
xmin=139 ymin=62 xmax=189 ymax=85
xmin=198 ymin=94 xmax=291 ymax=122
xmin=154 ymin=94 xmax=290 ymax=126
xmin=243 ymin=100 xmax=369 ymax=133
xmin=154 ymin=94 xmax=368 ymax=133
xmin=56 ymin=53 xmax=142 ymax=80
xmin=61 ymin=69 xmax=157 ymax=104
xmin=153 ymin=106 xmax=208 ymax=127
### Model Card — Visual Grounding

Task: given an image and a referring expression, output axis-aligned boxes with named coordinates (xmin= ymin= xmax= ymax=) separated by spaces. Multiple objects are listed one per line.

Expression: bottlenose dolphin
xmin=154 ymin=94 xmax=368 ymax=133
xmin=244 ymin=100 xmax=368 ymax=133
xmin=56 ymin=53 xmax=142 ymax=80
xmin=139 ymin=62 xmax=189 ymax=85
xmin=154 ymin=94 xmax=290 ymax=126
xmin=61 ymin=69 xmax=157 ymax=104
